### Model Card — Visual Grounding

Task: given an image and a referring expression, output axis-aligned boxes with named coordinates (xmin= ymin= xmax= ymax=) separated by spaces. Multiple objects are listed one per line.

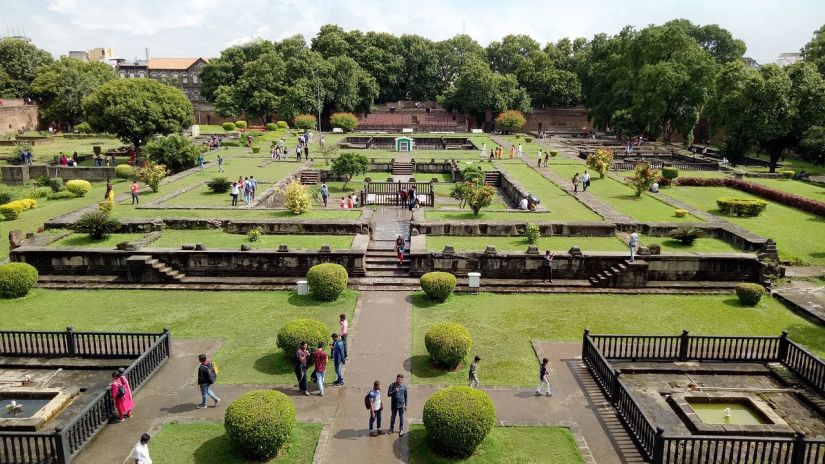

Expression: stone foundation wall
xmin=413 ymin=221 xmax=615 ymax=237
xmin=523 ymin=107 xmax=592 ymax=133
xmin=409 ymin=249 xmax=760 ymax=282
xmin=1 ymin=165 xmax=117 ymax=185
xmin=0 ymin=105 xmax=39 ymax=135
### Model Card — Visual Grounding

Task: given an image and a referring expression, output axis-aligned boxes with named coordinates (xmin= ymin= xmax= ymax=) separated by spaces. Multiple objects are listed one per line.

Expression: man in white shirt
xmin=582 ymin=171 xmax=591 ymax=191
xmin=134 ymin=433 xmax=152 ymax=464
xmin=519 ymin=197 xmax=529 ymax=210
xmin=629 ymin=230 xmax=640 ymax=262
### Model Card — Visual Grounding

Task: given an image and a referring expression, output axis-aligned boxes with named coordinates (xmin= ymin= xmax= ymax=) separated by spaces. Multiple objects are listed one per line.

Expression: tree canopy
xmin=31 ymin=57 xmax=116 ymax=126
xmin=82 ymin=79 xmax=193 ymax=153
xmin=0 ymin=38 xmax=53 ymax=97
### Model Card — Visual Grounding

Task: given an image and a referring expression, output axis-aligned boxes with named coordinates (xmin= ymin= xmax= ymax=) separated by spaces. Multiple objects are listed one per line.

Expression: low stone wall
xmin=409 ymin=248 xmax=760 ymax=282
xmin=0 ymin=105 xmax=39 ymax=135
xmin=413 ymin=221 xmax=615 ymax=237
xmin=412 ymin=161 xmax=456 ymax=174
xmin=1 ymin=165 xmax=117 ymax=185
xmin=639 ymin=223 xmax=768 ymax=252
xmin=12 ymin=241 xmax=368 ymax=278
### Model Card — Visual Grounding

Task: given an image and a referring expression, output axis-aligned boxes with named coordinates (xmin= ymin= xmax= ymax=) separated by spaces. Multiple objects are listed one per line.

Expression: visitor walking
xmin=537 ymin=150 xmax=543 ymax=167
xmin=313 ymin=342 xmax=328 ymax=396
xmin=111 ymin=369 xmax=134 ymax=422
xmin=395 ymin=234 xmax=405 ymax=264
xmin=340 ymin=314 xmax=349 ymax=359
xmin=629 ymin=230 xmax=640 ymax=262
xmin=243 ymin=177 xmax=251 ymax=204
xmin=296 ymin=342 xmax=310 ymax=396
xmin=388 ymin=374 xmax=408 ymax=435
xmin=572 ymin=173 xmax=580 ymax=193
xmin=518 ymin=143 xmax=523 ymax=158
xmin=197 ymin=153 xmax=204 ymax=170
xmin=400 ymin=188 xmax=409 ymax=209
xmin=250 ymin=176 xmax=257 ymax=201
xmin=469 ymin=355 xmax=481 ymax=388
xmin=542 ymin=251 xmax=555 ymax=282
xmin=217 ymin=155 xmax=224 ymax=173
xmin=582 ymin=170 xmax=591 ymax=192
xmin=509 ymin=145 xmax=515 ymax=159
xmin=130 ymin=180 xmax=139 ymax=205
xmin=196 ymin=354 xmax=220 ymax=408
xmin=535 ymin=358 xmax=553 ymax=397
xmin=481 ymin=142 xmax=487 ymax=158
xmin=230 ymin=181 xmax=239 ymax=206
xmin=543 ymin=151 xmax=549 ymax=166
xmin=104 ymin=179 xmax=113 ymax=200
xmin=332 ymin=333 xmax=345 ymax=386
xmin=321 ymin=183 xmax=329 ymax=207
xmin=133 ymin=433 xmax=152 ymax=464
xmin=304 ymin=144 xmax=309 ymax=160
xmin=368 ymin=380 xmax=383 ymax=436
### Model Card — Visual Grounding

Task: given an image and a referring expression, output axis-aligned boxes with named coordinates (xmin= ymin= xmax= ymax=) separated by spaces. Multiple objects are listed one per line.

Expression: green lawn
xmin=408 ymin=425 xmax=584 ymax=464
xmin=495 ymin=163 xmax=602 ymax=221
xmin=424 ymin=235 xmax=743 ymax=253
xmin=550 ymin=164 xmax=702 ymax=223
xmin=666 ymin=185 xmax=825 ymax=265
xmin=112 ymin=208 xmax=362 ymax=220
xmin=747 ymin=178 xmax=825 ymax=202
xmin=151 ymin=421 xmax=321 ymax=464
xmin=432 ymin=183 xmax=510 ymax=210
xmin=423 ymin=211 xmax=558 ymax=222
xmin=49 ymin=233 xmax=146 ymax=248
xmin=0 ymin=135 xmax=123 ymax=164
xmin=162 ymin=182 xmax=274 ymax=207
xmin=151 ymin=230 xmax=353 ymax=250
xmin=198 ymin=125 xmax=228 ymax=135
xmin=411 ymin=293 xmax=825 ymax=386
xmin=0 ymin=289 xmax=357 ymax=385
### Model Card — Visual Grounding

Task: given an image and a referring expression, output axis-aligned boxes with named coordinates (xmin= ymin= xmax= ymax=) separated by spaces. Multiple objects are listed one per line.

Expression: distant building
xmin=776 ymin=52 xmax=803 ymax=67
xmin=116 ymin=57 xmax=226 ymax=124
xmin=67 ymin=50 xmax=89 ymax=62
xmin=743 ymin=57 xmax=760 ymax=69
xmin=88 ymin=47 xmax=113 ymax=62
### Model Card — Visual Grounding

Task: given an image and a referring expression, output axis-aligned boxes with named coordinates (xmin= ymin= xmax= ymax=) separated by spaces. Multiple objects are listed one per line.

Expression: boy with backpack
xmin=469 ymin=355 xmax=481 ymax=388
xmin=536 ymin=357 xmax=553 ymax=397
xmin=367 ymin=380 xmax=383 ymax=436
xmin=196 ymin=354 xmax=220 ymax=408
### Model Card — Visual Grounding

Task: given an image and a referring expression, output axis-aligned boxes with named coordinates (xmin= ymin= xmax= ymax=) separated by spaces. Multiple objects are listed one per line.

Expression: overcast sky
xmin=3 ymin=0 xmax=823 ymax=64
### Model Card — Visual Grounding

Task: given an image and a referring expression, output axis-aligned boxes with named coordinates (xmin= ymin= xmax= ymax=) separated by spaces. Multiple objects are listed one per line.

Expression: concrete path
xmin=774 ymin=280 xmax=825 ymax=326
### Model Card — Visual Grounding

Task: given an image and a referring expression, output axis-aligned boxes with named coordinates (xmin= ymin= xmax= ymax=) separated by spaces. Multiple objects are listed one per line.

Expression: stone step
xmin=368 ymin=270 xmax=412 ymax=277
xmin=367 ymin=264 xmax=411 ymax=271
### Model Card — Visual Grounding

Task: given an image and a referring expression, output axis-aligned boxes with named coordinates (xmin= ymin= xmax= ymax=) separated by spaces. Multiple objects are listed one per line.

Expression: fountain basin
xmin=668 ymin=392 xmax=794 ymax=436
xmin=0 ymin=387 xmax=79 ymax=431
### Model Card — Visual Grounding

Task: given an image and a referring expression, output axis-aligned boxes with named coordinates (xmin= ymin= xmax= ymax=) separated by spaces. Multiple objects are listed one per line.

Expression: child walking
xmin=468 ymin=355 xmax=481 ymax=388
xmin=535 ymin=357 xmax=552 ymax=397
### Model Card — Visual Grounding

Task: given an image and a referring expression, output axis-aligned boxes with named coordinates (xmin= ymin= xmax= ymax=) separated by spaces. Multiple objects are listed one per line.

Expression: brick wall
xmin=0 ymin=105 xmax=39 ymax=134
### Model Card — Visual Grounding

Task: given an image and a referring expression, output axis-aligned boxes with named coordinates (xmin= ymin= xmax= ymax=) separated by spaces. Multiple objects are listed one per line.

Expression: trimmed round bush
xmin=222 ymin=122 xmax=236 ymax=131
xmin=276 ymin=319 xmax=330 ymax=360
xmin=65 ymin=180 xmax=92 ymax=197
xmin=425 ymin=322 xmax=472 ymax=369
xmin=420 ymin=272 xmax=457 ymax=302
xmin=524 ymin=136 xmax=533 ymax=143
xmin=276 ymin=121 xmax=289 ymax=130
xmin=736 ymin=283 xmax=765 ymax=307
xmin=423 ymin=386 xmax=496 ymax=457
xmin=782 ymin=170 xmax=795 ymax=179
xmin=235 ymin=120 xmax=248 ymax=129
xmin=661 ymin=167 xmax=679 ymax=181
xmin=251 ymin=146 xmax=261 ymax=154
xmin=716 ymin=197 xmax=768 ymax=217
xmin=224 ymin=390 xmax=296 ymax=460
xmin=674 ymin=209 xmax=688 ymax=218
xmin=306 ymin=263 xmax=348 ymax=301
xmin=0 ymin=262 xmax=38 ymax=298
xmin=115 ymin=164 xmax=135 ymax=180
xmin=48 ymin=178 xmax=64 ymax=192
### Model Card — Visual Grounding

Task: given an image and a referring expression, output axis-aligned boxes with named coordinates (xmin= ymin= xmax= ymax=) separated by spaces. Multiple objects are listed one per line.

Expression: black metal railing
xmin=581 ymin=330 xmax=825 ymax=464
xmin=0 ymin=329 xmax=170 ymax=464
xmin=361 ymin=182 xmax=434 ymax=206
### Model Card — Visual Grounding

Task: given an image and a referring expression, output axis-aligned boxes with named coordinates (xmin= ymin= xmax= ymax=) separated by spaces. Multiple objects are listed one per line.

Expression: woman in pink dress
xmin=111 ymin=369 xmax=134 ymax=422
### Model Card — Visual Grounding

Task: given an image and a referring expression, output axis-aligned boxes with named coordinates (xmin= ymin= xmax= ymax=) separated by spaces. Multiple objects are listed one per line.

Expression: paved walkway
xmin=774 ymin=280 xmax=825 ymax=326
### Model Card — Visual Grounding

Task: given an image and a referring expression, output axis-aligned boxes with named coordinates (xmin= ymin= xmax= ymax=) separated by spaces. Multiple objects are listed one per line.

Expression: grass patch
xmin=49 ymin=233 xmax=146 ymax=249
xmin=423 ymin=211 xmax=557 ymax=222
xmin=0 ymin=135 xmax=123 ymax=164
xmin=411 ymin=293 xmax=824 ymax=386
xmin=152 ymin=230 xmax=353 ymax=250
xmin=747 ymin=177 xmax=825 ymax=201
xmin=550 ymin=164 xmax=702 ymax=222
xmin=666 ymin=185 xmax=825 ymax=265
xmin=112 ymin=208 xmax=362 ymax=220
xmin=408 ymin=425 xmax=584 ymax=464
xmin=151 ymin=421 xmax=321 ymax=464
xmin=162 ymin=182 xmax=273 ymax=207
xmin=495 ymin=163 xmax=602 ymax=221
xmin=426 ymin=235 xmax=627 ymax=252
xmin=198 ymin=125 xmax=228 ymax=135
xmin=0 ymin=289 xmax=357 ymax=384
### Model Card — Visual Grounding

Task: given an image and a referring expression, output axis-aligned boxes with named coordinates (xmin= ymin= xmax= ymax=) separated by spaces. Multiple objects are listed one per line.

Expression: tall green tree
xmin=486 ymin=34 xmax=542 ymax=75
xmin=438 ymin=57 xmax=530 ymax=124
xmin=0 ymin=38 xmax=53 ymax=97
xmin=433 ymin=34 xmax=485 ymax=95
xmin=82 ymin=79 xmax=193 ymax=154
xmin=30 ymin=57 xmax=116 ymax=126
xmin=802 ymin=24 xmax=825 ymax=76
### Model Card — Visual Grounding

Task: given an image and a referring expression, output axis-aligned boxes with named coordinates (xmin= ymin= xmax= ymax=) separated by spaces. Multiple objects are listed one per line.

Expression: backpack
xmin=116 ymin=384 xmax=126 ymax=399
xmin=206 ymin=362 xmax=217 ymax=384
xmin=364 ymin=391 xmax=373 ymax=410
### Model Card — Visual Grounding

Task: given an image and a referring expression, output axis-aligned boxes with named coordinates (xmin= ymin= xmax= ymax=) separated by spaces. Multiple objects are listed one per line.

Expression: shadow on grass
xmin=253 ymin=351 xmax=294 ymax=377
xmin=55 ymin=235 xmax=110 ymax=248
xmin=193 ymin=434 xmax=237 ymax=464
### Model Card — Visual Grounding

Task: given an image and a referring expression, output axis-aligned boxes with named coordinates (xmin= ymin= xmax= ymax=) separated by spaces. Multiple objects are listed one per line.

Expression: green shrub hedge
xmin=65 ymin=179 xmax=92 ymax=197
xmin=224 ymin=390 xmax=296 ymax=460
xmin=782 ymin=170 xmax=795 ymax=179
xmin=736 ymin=283 xmax=765 ymax=306
xmin=0 ymin=199 xmax=37 ymax=220
xmin=423 ymin=386 xmax=496 ymax=456
xmin=74 ymin=210 xmax=120 ymax=240
xmin=48 ymin=178 xmax=64 ymax=192
xmin=251 ymin=146 xmax=261 ymax=154
xmin=425 ymin=322 xmax=472 ymax=369
xmin=235 ymin=120 xmax=248 ymax=129
xmin=716 ymin=197 xmax=768 ymax=217
xmin=265 ymin=123 xmax=278 ymax=131
xmin=115 ymin=164 xmax=135 ymax=180
xmin=0 ymin=262 xmax=38 ymax=298
xmin=206 ymin=177 xmax=232 ymax=193
xmin=276 ymin=319 xmax=330 ymax=360
xmin=661 ymin=167 xmax=679 ymax=181
xmin=420 ymin=272 xmax=456 ymax=302
xmin=277 ymin=121 xmax=289 ymax=130
xmin=222 ymin=122 xmax=236 ymax=131
xmin=306 ymin=263 xmax=348 ymax=301
xmin=674 ymin=209 xmax=688 ymax=218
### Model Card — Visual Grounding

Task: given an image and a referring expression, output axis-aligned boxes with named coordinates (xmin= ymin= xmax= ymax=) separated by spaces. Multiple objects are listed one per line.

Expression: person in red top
xmin=313 ymin=342 xmax=328 ymax=396
xmin=111 ymin=369 xmax=134 ymax=422
xmin=130 ymin=180 xmax=139 ymax=204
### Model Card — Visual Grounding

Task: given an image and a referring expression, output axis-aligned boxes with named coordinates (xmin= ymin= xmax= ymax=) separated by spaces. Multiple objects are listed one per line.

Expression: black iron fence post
xmin=778 ymin=331 xmax=790 ymax=362
xmin=678 ymin=330 xmax=689 ymax=362
xmin=610 ymin=369 xmax=622 ymax=404
xmin=582 ymin=329 xmax=590 ymax=361
xmin=790 ymin=431 xmax=806 ymax=464
xmin=651 ymin=427 xmax=665 ymax=464
xmin=163 ymin=328 xmax=171 ymax=356
xmin=54 ymin=427 xmax=70 ymax=464
xmin=65 ymin=326 xmax=76 ymax=356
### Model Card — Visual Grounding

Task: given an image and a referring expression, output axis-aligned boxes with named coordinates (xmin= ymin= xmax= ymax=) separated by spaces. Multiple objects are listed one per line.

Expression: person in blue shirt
xmin=331 ymin=333 xmax=345 ymax=386
xmin=320 ymin=183 xmax=329 ymax=208
xmin=388 ymin=374 xmax=408 ymax=436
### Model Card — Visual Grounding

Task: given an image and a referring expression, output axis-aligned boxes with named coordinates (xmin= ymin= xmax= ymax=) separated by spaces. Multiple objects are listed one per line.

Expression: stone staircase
xmin=589 ymin=260 xmax=648 ymax=288
xmin=484 ymin=171 xmax=502 ymax=186
xmin=392 ymin=161 xmax=414 ymax=177
xmin=126 ymin=255 xmax=185 ymax=283
xmin=365 ymin=240 xmax=410 ymax=277
xmin=300 ymin=170 xmax=321 ymax=185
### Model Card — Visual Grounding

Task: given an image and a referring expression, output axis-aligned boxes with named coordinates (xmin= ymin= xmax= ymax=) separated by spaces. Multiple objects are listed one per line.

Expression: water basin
xmin=1 ymin=398 xmax=52 ymax=419
xmin=687 ymin=401 xmax=768 ymax=425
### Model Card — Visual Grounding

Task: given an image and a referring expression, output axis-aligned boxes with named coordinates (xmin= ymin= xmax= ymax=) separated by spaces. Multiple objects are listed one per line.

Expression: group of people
xmin=396 ymin=187 xmax=421 ymax=214
xmin=483 ymin=144 xmax=524 ymax=160
xmin=294 ymin=314 xmax=349 ymax=395
xmin=19 ymin=148 xmax=33 ymax=165
xmin=58 ymin=151 xmax=79 ymax=166
xmin=339 ymin=192 xmax=360 ymax=209
xmin=230 ymin=176 xmax=257 ymax=206
xmin=570 ymin=170 xmax=591 ymax=193
xmin=203 ymin=135 xmax=224 ymax=150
